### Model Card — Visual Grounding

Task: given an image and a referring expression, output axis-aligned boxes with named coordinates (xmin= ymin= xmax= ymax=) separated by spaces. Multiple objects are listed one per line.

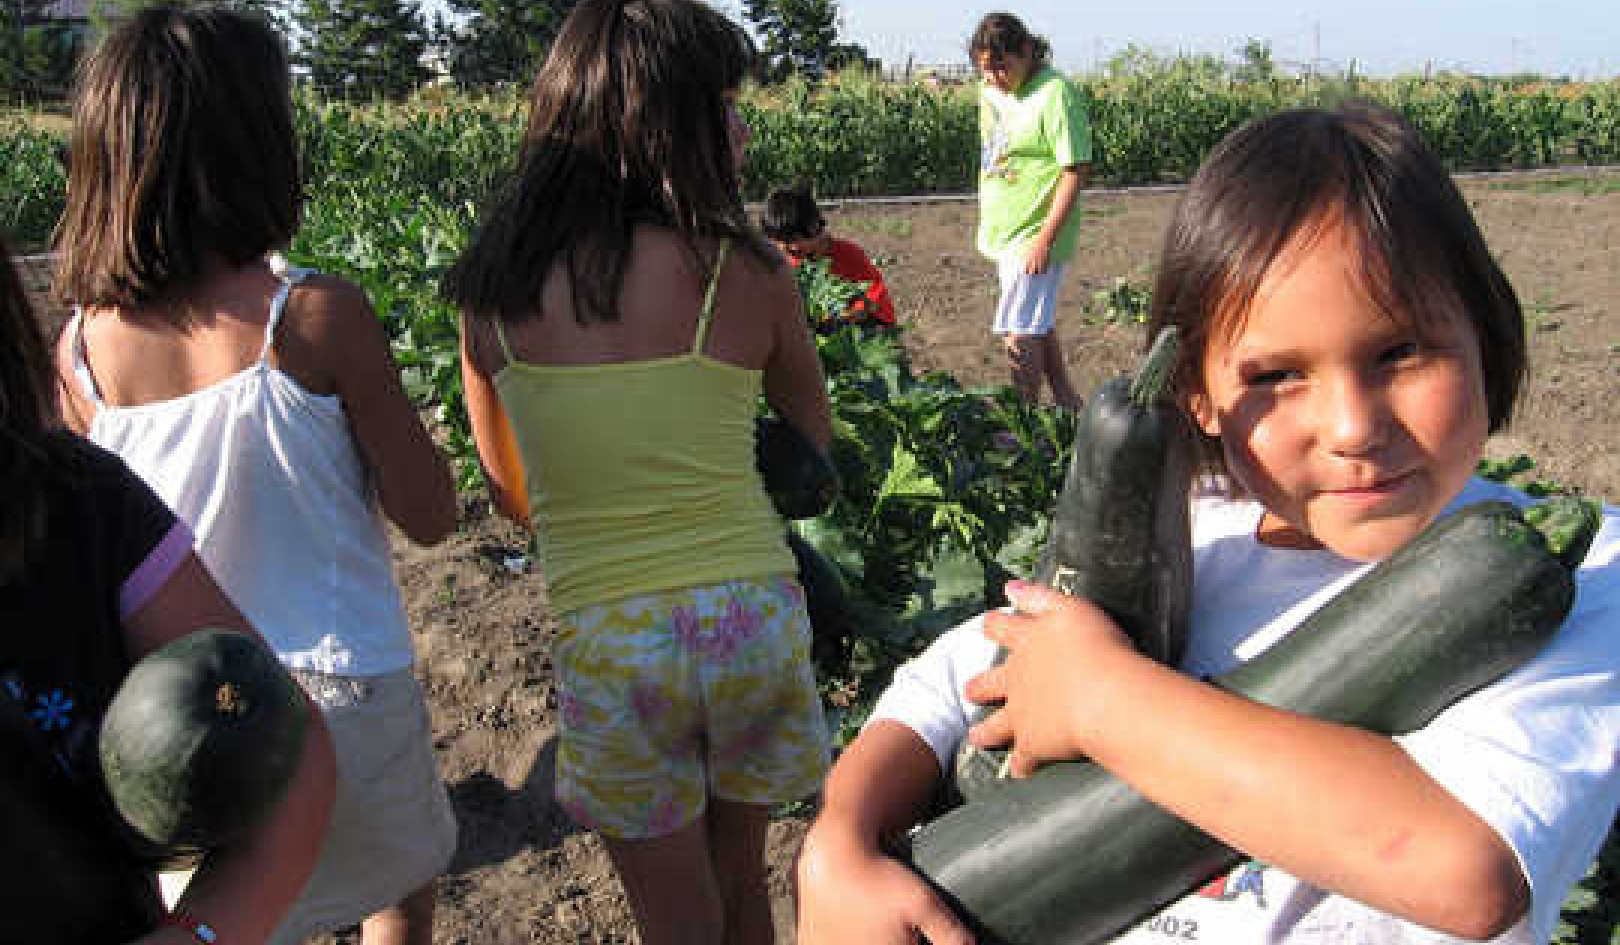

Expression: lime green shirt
xmin=492 ymin=243 xmax=795 ymax=615
xmin=976 ymin=65 xmax=1093 ymax=262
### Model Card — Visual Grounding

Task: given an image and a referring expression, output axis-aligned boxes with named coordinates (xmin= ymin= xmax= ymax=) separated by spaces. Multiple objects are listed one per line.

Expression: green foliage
xmin=442 ymin=0 xmax=576 ymax=90
xmin=1083 ymin=274 xmax=1152 ymax=325
xmin=0 ymin=2 xmax=84 ymax=101
xmin=293 ymin=0 xmax=431 ymax=100
xmin=0 ymin=117 xmax=64 ymax=248
xmin=787 ymin=264 xmax=1075 ymax=732
xmin=742 ymin=0 xmax=839 ymax=82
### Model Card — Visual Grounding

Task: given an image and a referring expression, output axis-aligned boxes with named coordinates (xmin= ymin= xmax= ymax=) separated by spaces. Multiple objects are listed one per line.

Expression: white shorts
xmin=992 ymin=255 xmax=1067 ymax=336
xmin=160 ymin=670 xmax=457 ymax=938
xmin=274 ymin=669 xmax=457 ymax=940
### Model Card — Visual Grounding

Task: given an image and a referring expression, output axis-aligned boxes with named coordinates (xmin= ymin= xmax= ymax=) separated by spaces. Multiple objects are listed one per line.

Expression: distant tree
xmin=293 ymin=0 xmax=430 ymax=100
xmin=90 ymin=0 xmax=291 ymax=35
xmin=0 ymin=1 xmax=80 ymax=100
xmin=742 ymin=0 xmax=838 ymax=82
xmin=1233 ymin=38 xmax=1276 ymax=84
xmin=442 ymin=0 xmax=578 ymax=90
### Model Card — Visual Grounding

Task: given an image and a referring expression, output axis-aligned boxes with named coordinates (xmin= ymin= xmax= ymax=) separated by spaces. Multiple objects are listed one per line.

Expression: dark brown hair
xmin=0 ymin=237 xmax=77 ymax=582
xmin=1146 ymin=102 xmax=1525 ymax=479
xmin=968 ymin=12 xmax=1052 ymax=69
xmin=443 ymin=0 xmax=773 ymax=325
xmin=760 ymin=185 xmax=825 ymax=242
xmin=52 ymin=3 xmax=300 ymax=308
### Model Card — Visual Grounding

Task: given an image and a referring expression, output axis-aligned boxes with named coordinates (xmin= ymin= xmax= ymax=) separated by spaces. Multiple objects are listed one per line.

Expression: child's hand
xmin=796 ymin=823 xmax=975 ymax=945
xmin=965 ymin=580 xmax=1139 ymax=777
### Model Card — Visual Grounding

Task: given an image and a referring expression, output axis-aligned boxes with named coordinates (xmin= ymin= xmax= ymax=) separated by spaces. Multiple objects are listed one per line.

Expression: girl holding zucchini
xmin=446 ymin=1 xmax=833 ymax=942
xmin=796 ymin=103 xmax=1619 ymax=944
xmin=53 ymin=7 xmax=458 ymax=943
xmin=0 ymin=232 xmax=337 ymax=944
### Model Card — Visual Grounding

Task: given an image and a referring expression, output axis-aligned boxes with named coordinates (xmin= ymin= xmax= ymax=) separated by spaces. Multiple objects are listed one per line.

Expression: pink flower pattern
xmin=630 ymin=682 xmax=672 ymax=723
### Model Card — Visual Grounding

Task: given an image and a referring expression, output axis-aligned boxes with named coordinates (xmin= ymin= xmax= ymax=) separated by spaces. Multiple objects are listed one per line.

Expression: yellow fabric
xmin=492 ymin=242 xmax=795 ymax=614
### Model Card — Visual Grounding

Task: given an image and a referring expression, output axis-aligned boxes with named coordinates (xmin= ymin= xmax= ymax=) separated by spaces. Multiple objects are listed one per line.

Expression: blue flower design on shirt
xmin=31 ymin=689 xmax=74 ymax=731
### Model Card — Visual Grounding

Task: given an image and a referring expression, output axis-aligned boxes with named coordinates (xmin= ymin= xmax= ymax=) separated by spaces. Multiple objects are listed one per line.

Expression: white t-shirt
xmin=868 ymin=477 xmax=1620 ymax=944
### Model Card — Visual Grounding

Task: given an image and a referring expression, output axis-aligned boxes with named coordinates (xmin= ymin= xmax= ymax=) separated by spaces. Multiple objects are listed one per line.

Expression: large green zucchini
xmin=954 ymin=328 xmax=1193 ymax=800
xmin=908 ymin=498 xmax=1597 ymax=945
xmin=99 ymin=627 xmax=310 ymax=868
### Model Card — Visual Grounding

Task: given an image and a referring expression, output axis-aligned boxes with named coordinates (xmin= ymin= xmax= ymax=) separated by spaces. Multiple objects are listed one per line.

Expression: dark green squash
xmin=955 ymin=328 xmax=1193 ymax=800
xmin=908 ymin=498 xmax=1597 ymax=945
xmin=756 ymin=415 xmax=840 ymax=520
xmin=99 ymin=627 xmax=309 ymax=868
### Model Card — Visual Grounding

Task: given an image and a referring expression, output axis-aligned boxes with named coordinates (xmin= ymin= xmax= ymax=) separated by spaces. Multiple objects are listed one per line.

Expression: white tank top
xmin=68 ymin=267 xmax=413 ymax=675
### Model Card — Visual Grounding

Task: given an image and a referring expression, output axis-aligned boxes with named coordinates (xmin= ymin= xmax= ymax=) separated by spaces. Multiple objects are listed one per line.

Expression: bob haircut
xmin=443 ymin=0 xmax=772 ymax=325
xmin=1145 ymin=102 xmax=1526 ymax=481
xmin=968 ymin=12 xmax=1052 ymax=69
xmin=760 ymin=186 xmax=825 ymax=242
xmin=53 ymin=3 xmax=300 ymax=308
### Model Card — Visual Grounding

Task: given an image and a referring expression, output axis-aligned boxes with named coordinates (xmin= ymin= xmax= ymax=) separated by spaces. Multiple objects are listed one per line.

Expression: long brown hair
xmin=0 ymin=239 xmax=77 ymax=582
xmin=52 ymin=3 xmax=300 ymax=308
xmin=443 ymin=0 xmax=774 ymax=325
xmin=1145 ymin=102 xmax=1525 ymax=479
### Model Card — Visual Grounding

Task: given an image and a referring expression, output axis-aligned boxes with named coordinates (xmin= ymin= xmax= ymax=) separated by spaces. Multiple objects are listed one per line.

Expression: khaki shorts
xmin=268 ymin=669 xmax=457 ymax=942
xmin=554 ymin=576 xmax=832 ymax=840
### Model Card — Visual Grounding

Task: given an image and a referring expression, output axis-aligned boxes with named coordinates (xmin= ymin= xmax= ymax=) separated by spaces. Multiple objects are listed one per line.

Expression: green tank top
xmin=492 ymin=240 xmax=795 ymax=615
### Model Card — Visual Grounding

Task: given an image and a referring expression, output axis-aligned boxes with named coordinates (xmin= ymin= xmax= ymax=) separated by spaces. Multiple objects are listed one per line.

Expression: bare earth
xmin=24 ymin=175 xmax=1620 ymax=943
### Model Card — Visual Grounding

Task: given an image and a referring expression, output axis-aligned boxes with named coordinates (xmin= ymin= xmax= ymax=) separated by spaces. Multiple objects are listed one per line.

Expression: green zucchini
xmin=99 ymin=627 xmax=309 ymax=869
xmin=954 ymin=328 xmax=1193 ymax=800
xmin=908 ymin=498 xmax=1596 ymax=945
xmin=756 ymin=415 xmax=840 ymax=520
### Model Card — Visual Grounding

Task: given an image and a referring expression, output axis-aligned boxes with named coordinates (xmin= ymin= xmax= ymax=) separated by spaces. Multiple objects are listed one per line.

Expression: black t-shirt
xmin=0 ymin=434 xmax=183 ymax=938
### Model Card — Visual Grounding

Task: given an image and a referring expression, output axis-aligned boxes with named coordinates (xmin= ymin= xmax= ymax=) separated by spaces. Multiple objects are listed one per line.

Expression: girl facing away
xmin=53 ymin=6 xmax=458 ymax=944
xmin=444 ymin=1 xmax=834 ymax=942
xmin=0 ymin=231 xmax=336 ymax=943
xmin=796 ymin=103 xmax=1619 ymax=944
xmin=970 ymin=12 xmax=1092 ymax=409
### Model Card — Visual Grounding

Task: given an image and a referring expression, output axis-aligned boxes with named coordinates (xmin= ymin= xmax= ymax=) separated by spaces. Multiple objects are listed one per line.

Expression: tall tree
xmin=741 ymin=0 xmax=837 ymax=82
xmin=0 ymin=0 xmax=79 ymax=99
xmin=293 ymin=0 xmax=430 ymax=100
xmin=442 ymin=0 xmax=577 ymax=91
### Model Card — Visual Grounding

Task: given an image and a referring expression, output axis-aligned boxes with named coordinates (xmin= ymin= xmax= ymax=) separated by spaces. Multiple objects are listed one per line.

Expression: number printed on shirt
xmin=1145 ymin=914 xmax=1198 ymax=940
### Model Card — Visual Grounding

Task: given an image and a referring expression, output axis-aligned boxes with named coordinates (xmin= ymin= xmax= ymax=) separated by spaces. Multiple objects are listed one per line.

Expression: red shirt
xmin=790 ymin=237 xmax=896 ymax=325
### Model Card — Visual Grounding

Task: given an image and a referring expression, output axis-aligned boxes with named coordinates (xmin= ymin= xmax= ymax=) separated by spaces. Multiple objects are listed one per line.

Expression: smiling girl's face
xmin=1190 ymin=215 xmax=1491 ymax=561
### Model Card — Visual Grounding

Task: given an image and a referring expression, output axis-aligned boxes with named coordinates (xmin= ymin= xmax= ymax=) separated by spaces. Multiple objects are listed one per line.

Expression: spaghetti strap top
xmin=68 ymin=263 xmax=415 ymax=675
xmin=494 ymin=239 xmax=732 ymax=365
xmin=489 ymin=238 xmax=795 ymax=615
xmin=68 ymin=269 xmax=306 ymax=408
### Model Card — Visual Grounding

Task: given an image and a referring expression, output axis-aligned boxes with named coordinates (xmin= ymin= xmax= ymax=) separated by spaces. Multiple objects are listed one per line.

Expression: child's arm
xmin=1022 ymin=163 xmax=1089 ymax=275
xmin=458 ymin=314 xmax=530 ymax=526
xmin=295 ymin=276 xmax=458 ymax=545
xmin=796 ymin=720 xmax=974 ymax=945
xmin=970 ymin=582 xmax=1529 ymax=939
xmin=759 ymin=264 xmax=833 ymax=452
xmin=122 ymin=553 xmax=337 ymax=945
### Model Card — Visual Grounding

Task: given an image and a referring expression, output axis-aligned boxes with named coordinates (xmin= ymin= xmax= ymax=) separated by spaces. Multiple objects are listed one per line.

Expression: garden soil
xmin=22 ymin=175 xmax=1620 ymax=943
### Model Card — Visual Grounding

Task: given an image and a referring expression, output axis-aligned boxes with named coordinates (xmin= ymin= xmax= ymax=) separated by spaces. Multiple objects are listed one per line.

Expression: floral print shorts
xmin=552 ymin=576 xmax=832 ymax=840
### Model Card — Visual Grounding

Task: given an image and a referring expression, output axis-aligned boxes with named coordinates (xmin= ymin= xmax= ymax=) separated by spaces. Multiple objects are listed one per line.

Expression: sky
xmin=699 ymin=0 xmax=1619 ymax=79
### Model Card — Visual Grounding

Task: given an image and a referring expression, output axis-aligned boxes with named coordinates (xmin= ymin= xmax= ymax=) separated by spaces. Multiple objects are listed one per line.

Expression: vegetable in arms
xmin=955 ymin=327 xmax=1193 ymax=801
xmin=99 ymin=627 xmax=309 ymax=869
xmin=908 ymin=497 xmax=1598 ymax=945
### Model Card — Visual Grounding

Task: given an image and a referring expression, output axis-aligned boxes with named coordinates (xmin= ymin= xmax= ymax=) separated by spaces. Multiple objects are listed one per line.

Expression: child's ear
xmin=1188 ymin=391 xmax=1221 ymax=438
